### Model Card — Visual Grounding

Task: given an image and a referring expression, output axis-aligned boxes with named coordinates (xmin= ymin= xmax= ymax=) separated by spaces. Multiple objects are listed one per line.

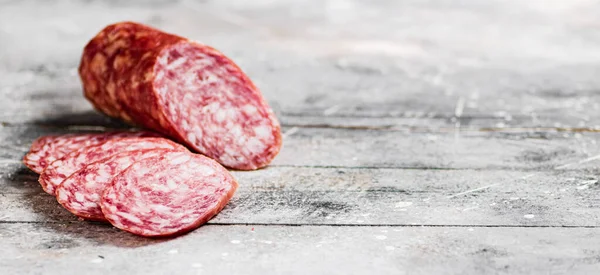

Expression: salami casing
xmin=79 ymin=22 xmax=282 ymax=170
xmin=101 ymin=151 xmax=238 ymax=237
xmin=23 ymin=131 xmax=159 ymax=174
xmin=56 ymin=149 xmax=173 ymax=221
xmin=39 ymin=137 xmax=184 ymax=195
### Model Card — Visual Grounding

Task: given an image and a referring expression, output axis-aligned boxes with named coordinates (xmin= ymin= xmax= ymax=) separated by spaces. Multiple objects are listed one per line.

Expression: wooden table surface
xmin=2 ymin=0 xmax=600 ymax=274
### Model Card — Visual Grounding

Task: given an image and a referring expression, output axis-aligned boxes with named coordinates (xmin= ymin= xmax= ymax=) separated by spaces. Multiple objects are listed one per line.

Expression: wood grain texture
xmin=2 ymin=166 xmax=600 ymax=227
xmin=1 ymin=223 xmax=600 ymax=275
xmin=1 ymin=0 xmax=600 ymax=274
xmin=1 ymin=0 xmax=600 ymax=128
xmin=3 ymin=125 xmax=600 ymax=171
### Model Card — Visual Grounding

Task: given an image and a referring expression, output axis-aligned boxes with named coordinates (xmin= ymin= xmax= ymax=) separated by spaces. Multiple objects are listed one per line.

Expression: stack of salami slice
xmin=24 ymin=132 xmax=238 ymax=237
xmin=22 ymin=22 xmax=282 ymax=237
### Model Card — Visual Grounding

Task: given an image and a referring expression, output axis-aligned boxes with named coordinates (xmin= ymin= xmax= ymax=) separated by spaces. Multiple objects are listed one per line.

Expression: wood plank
xmin=7 ymin=66 xmax=600 ymax=129
xmin=1 ymin=223 xmax=599 ymax=275
xmin=274 ymin=128 xmax=600 ymax=170
xmin=2 ymin=165 xmax=599 ymax=226
xmin=8 ymin=106 xmax=600 ymax=132
xmin=1 ymin=0 xmax=600 ymax=128
xmin=282 ymin=115 xmax=600 ymax=132
xmin=3 ymin=102 xmax=600 ymax=132
xmin=1 ymin=1 xmax=598 ymax=274
xmin=3 ymin=60 xmax=600 ymax=130
xmin=3 ymin=125 xmax=600 ymax=171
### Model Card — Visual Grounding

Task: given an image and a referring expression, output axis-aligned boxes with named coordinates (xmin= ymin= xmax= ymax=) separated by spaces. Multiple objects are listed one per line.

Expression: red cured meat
xmin=39 ymin=137 xmax=185 ymax=195
xmin=29 ymin=135 xmax=60 ymax=153
xmin=25 ymin=134 xmax=97 ymax=174
xmin=79 ymin=21 xmax=282 ymax=170
xmin=23 ymin=131 xmax=160 ymax=174
xmin=100 ymin=151 xmax=237 ymax=237
xmin=56 ymin=149 xmax=173 ymax=221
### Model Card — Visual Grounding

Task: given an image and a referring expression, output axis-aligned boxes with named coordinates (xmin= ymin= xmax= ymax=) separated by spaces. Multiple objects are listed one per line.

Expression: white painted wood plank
xmin=274 ymin=127 xmax=600 ymax=170
xmin=1 ymin=223 xmax=599 ymax=275
xmin=2 ymin=166 xmax=599 ymax=226
xmin=1 ymin=1 xmax=599 ymax=274
xmin=1 ymin=0 xmax=600 ymax=128
xmin=4 ymin=125 xmax=600 ymax=170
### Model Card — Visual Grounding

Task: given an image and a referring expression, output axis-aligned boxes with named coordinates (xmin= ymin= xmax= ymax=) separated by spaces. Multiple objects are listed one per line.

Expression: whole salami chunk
xmin=39 ymin=137 xmax=185 ymax=195
xmin=100 ymin=151 xmax=238 ymax=237
xmin=23 ymin=131 xmax=160 ymax=174
xmin=79 ymin=21 xmax=282 ymax=170
xmin=56 ymin=149 xmax=173 ymax=221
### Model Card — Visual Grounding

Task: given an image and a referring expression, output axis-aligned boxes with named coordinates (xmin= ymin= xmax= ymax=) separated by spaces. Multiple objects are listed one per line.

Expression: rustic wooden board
xmin=3 ymin=125 xmax=600 ymax=171
xmin=1 ymin=223 xmax=600 ymax=275
xmin=2 ymin=0 xmax=600 ymax=274
xmin=5 ymin=63 xmax=600 ymax=129
xmin=2 ymin=0 xmax=600 ymax=128
xmin=2 ymin=164 xmax=599 ymax=226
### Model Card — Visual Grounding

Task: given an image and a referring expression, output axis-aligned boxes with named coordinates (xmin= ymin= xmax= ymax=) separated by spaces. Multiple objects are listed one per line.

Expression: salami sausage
xmin=100 ymin=151 xmax=237 ymax=237
xmin=56 ymin=149 xmax=173 ymax=221
xmin=23 ymin=135 xmax=62 ymax=173
xmin=39 ymin=137 xmax=185 ymax=195
xmin=23 ymin=131 xmax=160 ymax=174
xmin=79 ymin=22 xmax=282 ymax=170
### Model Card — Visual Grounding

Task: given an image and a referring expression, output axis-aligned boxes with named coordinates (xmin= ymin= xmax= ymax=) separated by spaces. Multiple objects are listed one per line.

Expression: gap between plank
xmin=6 ymin=120 xmax=600 ymax=134
xmin=269 ymin=164 xmax=465 ymax=170
xmin=1 ymin=220 xmax=598 ymax=228
xmin=208 ymin=223 xmax=600 ymax=228
xmin=1 ymin=161 xmax=594 ymax=172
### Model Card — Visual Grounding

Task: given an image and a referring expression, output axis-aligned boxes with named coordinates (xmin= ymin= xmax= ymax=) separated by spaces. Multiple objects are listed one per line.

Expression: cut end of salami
xmin=100 ymin=151 xmax=238 ymax=237
xmin=79 ymin=22 xmax=282 ymax=170
xmin=153 ymin=42 xmax=282 ymax=170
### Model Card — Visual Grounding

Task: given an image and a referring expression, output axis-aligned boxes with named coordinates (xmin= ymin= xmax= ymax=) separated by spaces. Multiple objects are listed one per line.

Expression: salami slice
xmin=29 ymin=135 xmax=61 ymax=153
xmin=39 ymin=137 xmax=184 ymax=195
xmin=79 ymin=21 xmax=282 ymax=170
xmin=23 ymin=131 xmax=160 ymax=174
xmin=56 ymin=149 xmax=173 ymax=221
xmin=100 ymin=151 xmax=237 ymax=237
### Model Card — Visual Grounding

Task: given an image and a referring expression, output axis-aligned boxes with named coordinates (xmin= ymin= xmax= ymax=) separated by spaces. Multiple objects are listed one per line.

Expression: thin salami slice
xmin=39 ymin=137 xmax=184 ymax=195
xmin=29 ymin=135 xmax=61 ymax=153
xmin=23 ymin=131 xmax=160 ymax=174
xmin=79 ymin=22 xmax=282 ymax=170
xmin=100 ymin=151 xmax=237 ymax=237
xmin=56 ymin=149 xmax=173 ymax=221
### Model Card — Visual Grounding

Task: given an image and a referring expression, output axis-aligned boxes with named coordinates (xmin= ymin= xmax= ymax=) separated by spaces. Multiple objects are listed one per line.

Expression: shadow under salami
xmin=29 ymin=110 xmax=133 ymax=130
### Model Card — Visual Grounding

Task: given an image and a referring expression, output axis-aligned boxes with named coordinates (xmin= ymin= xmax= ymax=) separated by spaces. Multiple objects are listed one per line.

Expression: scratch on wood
xmin=454 ymin=97 xmax=465 ymax=118
xmin=454 ymin=97 xmax=465 ymax=140
xmin=282 ymin=127 xmax=299 ymax=138
xmin=446 ymin=183 xmax=499 ymax=199
xmin=554 ymin=154 xmax=600 ymax=170
xmin=462 ymin=206 xmax=479 ymax=212
xmin=521 ymin=173 xmax=537 ymax=179
xmin=323 ymin=105 xmax=341 ymax=116
xmin=576 ymin=179 xmax=598 ymax=190
xmin=449 ymin=153 xmax=600 ymax=198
